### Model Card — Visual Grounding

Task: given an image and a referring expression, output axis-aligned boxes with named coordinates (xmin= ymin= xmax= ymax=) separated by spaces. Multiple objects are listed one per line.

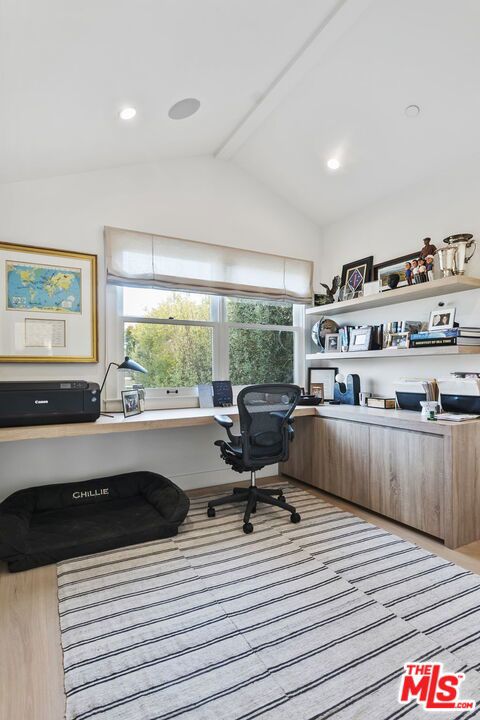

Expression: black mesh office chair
xmin=207 ymin=384 xmax=302 ymax=534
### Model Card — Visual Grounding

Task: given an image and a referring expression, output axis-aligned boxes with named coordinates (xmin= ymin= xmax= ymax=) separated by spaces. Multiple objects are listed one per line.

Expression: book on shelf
xmin=410 ymin=337 xmax=457 ymax=347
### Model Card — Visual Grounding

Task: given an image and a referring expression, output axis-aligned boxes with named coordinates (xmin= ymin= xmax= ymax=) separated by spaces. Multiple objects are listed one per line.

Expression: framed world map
xmin=0 ymin=242 xmax=97 ymax=363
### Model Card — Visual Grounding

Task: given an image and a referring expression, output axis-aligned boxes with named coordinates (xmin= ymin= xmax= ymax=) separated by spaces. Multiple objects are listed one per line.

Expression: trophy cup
xmin=442 ymin=233 xmax=476 ymax=275
xmin=436 ymin=246 xmax=457 ymax=276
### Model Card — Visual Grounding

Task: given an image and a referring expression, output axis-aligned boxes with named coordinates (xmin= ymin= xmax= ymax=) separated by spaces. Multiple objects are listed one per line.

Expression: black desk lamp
xmin=100 ymin=356 xmax=148 ymax=413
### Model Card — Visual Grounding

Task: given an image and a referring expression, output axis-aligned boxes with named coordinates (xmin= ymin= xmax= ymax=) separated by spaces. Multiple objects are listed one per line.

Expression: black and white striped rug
xmin=57 ymin=483 xmax=480 ymax=720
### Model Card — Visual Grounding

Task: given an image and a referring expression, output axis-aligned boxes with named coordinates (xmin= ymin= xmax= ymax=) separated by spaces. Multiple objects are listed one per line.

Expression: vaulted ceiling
xmin=2 ymin=0 xmax=480 ymax=225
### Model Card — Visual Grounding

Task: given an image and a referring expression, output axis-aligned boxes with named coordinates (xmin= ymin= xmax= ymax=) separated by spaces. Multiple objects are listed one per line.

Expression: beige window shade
xmin=105 ymin=226 xmax=313 ymax=303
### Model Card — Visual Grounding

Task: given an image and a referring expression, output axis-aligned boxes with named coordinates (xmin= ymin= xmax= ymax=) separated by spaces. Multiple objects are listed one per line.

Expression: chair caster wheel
xmin=278 ymin=495 xmax=286 ymax=503
xmin=243 ymin=522 xmax=254 ymax=534
xmin=251 ymin=505 xmax=257 ymax=514
xmin=207 ymin=507 xmax=216 ymax=518
xmin=290 ymin=512 xmax=301 ymax=524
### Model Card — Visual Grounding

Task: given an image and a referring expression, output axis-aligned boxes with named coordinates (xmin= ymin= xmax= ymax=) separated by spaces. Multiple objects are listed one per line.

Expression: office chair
xmin=207 ymin=384 xmax=302 ymax=534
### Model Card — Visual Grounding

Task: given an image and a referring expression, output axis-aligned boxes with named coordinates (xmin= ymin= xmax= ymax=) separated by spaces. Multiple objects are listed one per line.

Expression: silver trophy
xmin=442 ymin=233 xmax=476 ymax=275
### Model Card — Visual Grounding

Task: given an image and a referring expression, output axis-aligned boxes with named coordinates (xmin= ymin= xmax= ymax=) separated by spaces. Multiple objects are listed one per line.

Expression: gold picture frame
xmin=0 ymin=241 xmax=98 ymax=363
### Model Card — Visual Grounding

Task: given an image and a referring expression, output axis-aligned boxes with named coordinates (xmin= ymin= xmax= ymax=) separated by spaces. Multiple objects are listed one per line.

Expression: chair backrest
xmin=237 ymin=384 xmax=301 ymax=467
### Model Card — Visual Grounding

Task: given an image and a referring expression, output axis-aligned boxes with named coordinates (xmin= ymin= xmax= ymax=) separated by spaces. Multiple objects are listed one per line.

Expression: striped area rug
xmin=57 ymin=483 xmax=480 ymax=720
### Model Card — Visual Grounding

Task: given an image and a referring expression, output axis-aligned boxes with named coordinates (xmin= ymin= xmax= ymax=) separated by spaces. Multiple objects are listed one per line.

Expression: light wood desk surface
xmin=0 ymin=405 xmax=317 ymax=444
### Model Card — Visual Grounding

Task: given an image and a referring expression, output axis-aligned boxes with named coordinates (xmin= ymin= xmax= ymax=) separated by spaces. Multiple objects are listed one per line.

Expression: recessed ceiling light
xmin=405 ymin=104 xmax=420 ymax=118
xmin=168 ymin=98 xmax=201 ymax=120
xmin=119 ymin=107 xmax=137 ymax=121
xmin=327 ymin=158 xmax=340 ymax=170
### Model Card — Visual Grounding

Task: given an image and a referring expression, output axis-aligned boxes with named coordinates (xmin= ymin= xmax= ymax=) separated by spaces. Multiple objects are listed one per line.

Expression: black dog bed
xmin=0 ymin=471 xmax=190 ymax=572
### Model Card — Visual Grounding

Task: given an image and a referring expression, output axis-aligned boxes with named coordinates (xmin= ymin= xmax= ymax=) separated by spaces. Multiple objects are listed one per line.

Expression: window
xmin=107 ymin=286 xmax=304 ymax=406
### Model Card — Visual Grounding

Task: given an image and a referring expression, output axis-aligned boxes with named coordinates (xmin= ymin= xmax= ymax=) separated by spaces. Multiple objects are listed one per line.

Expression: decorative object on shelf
xmin=359 ymin=391 xmax=372 ymax=406
xmin=415 ymin=259 xmax=428 ymax=283
xmin=420 ymin=400 xmax=440 ymax=420
xmin=366 ymin=396 xmax=396 ymax=409
xmin=428 ymin=307 xmax=456 ymax=331
xmin=121 ymin=389 xmax=142 ymax=418
xmin=0 ymin=241 xmax=98 ymax=363
xmin=385 ymin=331 xmax=410 ymax=349
xmin=363 ymin=280 xmax=381 ymax=296
xmin=324 ymin=332 xmax=340 ymax=353
xmin=307 ymin=367 xmax=338 ymax=401
xmin=311 ymin=317 xmax=339 ymax=351
xmin=348 ymin=326 xmax=373 ymax=352
xmin=340 ymin=256 xmax=373 ymax=298
xmin=442 ymin=233 xmax=476 ymax=275
xmin=426 ymin=255 xmax=435 ymax=281
xmin=334 ymin=372 xmax=360 ymax=405
xmin=419 ymin=237 xmax=437 ymax=259
xmin=436 ymin=245 xmax=457 ymax=277
xmin=314 ymin=275 xmax=340 ymax=306
xmin=382 ymin=321 xmax=423 ymax=349
xmin=387 ymin=273 xmax=400 ymax=289
xmin=374 ymin=252 xmax=419 ymax=291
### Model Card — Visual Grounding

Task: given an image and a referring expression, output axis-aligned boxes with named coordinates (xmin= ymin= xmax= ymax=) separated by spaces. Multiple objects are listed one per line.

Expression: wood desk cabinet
xmin=280 ymin=406 xmax=480 ymax=549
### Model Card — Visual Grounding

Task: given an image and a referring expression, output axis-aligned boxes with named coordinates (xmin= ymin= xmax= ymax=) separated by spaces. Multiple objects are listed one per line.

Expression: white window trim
xmin=105 ymin=285 xmax=305 ymax=411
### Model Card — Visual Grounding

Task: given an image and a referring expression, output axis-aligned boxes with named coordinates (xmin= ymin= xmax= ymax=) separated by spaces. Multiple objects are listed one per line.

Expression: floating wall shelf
xmin=307 ymin=346 xmax=480 ymax=361
xmin=306 ymin=276 xmax=480 ymax=317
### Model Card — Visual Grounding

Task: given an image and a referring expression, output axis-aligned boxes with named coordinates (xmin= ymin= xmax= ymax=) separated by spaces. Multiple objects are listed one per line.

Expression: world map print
xmin=7 ymin=261 xmax=82 ymax=313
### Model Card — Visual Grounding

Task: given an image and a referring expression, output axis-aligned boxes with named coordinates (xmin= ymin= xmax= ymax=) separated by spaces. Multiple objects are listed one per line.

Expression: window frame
xmin=106 ymin=285 xmax=305 ymax=410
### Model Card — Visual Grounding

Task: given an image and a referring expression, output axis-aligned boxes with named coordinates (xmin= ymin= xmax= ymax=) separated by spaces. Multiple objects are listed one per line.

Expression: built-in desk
xmin=280 ymin=404 xmax=480 ymax=549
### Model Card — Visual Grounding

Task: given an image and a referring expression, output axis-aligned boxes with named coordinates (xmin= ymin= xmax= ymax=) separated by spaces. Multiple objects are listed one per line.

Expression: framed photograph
xmin=310 ymin=383 xmax=324 ymax=402
xmin=385 ymin=331 xmax=410 ymax=349
xmin=307 ymin=367 xmax=338 ymax=401
xmin=373 ymin=252 xmax=418 ymax=291
xmin=324 ymin=332 xmax=340 ymax=353
xmin=429 ymin=307 xmax=456 ymax=331
xmin=340 ymin=256 xmax=373 ymax=297
xmin=121 ymin=389 xmax=141 ymax=418
xmin=0 ymin=241 xmax=97 ymax=362
xmin=349 ymin=326 xmax=373 ymax=352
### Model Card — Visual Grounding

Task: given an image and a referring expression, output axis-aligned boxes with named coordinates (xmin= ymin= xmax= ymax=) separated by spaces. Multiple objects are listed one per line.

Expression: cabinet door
xmin=369 ymin=426 xmax=444 ymax=538
xmin=312 ymin=417 xmax=370 ymax=506
xmin=280 ymin=416 xmax=313 ymax=484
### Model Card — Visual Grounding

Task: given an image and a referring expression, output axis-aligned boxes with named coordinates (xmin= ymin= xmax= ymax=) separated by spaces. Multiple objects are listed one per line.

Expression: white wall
xmin=316 ymin=163 xmax=480 ymax=395
xmin=0 ymin=157 xmax=321 ymax=499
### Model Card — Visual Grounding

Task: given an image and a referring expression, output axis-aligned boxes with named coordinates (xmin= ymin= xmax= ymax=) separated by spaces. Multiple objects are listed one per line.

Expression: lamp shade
xmin=117 ymin=356 xmax=148 ymax=374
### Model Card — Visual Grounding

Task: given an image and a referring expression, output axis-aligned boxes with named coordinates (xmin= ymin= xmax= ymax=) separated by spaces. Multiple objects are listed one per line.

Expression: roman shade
xmin=105 ymin=226 xmax=313 ymax=303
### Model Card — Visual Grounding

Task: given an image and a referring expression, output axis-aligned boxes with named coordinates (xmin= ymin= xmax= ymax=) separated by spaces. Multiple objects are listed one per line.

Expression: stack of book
xmin=410 ymin=327 xmax=480 ymax=348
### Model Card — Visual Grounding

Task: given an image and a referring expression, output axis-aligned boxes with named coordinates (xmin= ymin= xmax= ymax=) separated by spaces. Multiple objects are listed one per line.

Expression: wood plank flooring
xmin=2 ymin=475 xmax=480 ymax=720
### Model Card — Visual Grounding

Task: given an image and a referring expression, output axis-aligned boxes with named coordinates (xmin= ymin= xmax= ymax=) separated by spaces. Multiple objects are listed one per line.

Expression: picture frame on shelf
xmin=307 ymin=367 xmax=338 ymax=401
xmin=340 ymin=256 xmax=373 ymax=298
xmin=324 ymin=332 xmax=340 ymax=353
xmin=373 ymin=252 xmax=419 ymax=291
xmin=0 ymin=241 xmax=98 ymax=363
xmin=385 ymin=331 xmax=410 ymax=349
xmin=428 ymin=307 xmax=456 ymax=331
xmin=121 ymin=389 xmax=142 ymax=418
xmin=348 ymin=326 xmax=373 ymax=352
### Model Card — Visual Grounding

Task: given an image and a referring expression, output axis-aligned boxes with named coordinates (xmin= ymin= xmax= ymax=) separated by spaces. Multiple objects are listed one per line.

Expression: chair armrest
xmin=214 ymin=414 xmax=239 ymax=443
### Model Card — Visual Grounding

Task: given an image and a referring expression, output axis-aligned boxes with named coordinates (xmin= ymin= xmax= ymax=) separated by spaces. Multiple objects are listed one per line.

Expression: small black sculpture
xmin=315 ymin=275 xmax=340 ymax=305
xmin=387 ymin=273 xmax=400 ymax=290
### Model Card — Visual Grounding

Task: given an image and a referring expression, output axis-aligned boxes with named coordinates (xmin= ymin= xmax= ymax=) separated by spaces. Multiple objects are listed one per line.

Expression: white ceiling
xmin=0 ymin=0 xmax=337 ymax=182
xmin=2 ymin=0 xmax=480 ymax=226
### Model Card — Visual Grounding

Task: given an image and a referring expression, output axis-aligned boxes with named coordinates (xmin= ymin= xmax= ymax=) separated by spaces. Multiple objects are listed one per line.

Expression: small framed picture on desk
xmin=122 ymin=389 xmax=141 ymax=418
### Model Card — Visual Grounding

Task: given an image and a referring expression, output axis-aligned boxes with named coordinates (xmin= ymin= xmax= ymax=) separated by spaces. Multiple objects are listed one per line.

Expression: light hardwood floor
xmin=2 ymin=475 xmax=480 ymax=720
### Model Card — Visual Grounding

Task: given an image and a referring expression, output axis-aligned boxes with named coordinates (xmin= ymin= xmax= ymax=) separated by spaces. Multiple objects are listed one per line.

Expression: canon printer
xmin=0 ymin=381 xmax=100 ymax=428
